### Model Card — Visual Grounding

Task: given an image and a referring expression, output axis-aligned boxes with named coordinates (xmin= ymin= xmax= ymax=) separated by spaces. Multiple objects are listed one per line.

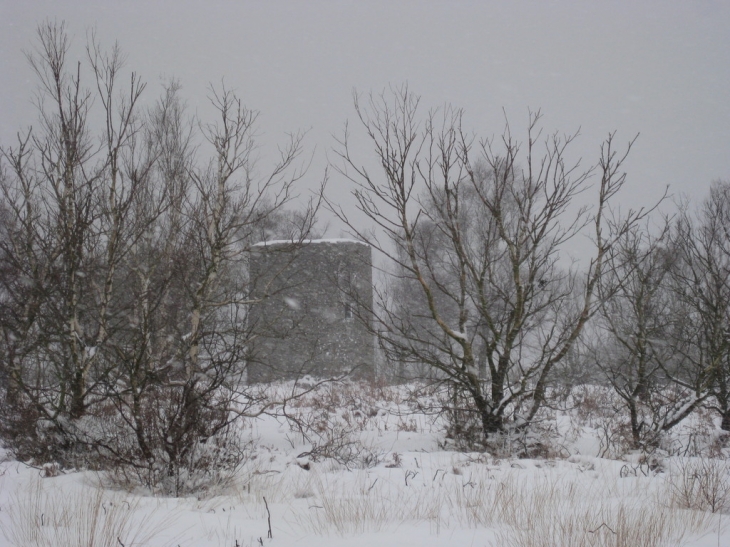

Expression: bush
xmin=84 ymin=385 xmax=249 ymax=496
xmin=666 ymin=457 xmax=730 ymax=513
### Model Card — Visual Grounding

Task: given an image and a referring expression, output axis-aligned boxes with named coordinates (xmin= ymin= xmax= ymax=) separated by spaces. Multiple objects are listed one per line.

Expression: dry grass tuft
xmin=666 ymin=456 xmax=730 ymax=514
xmin=0 ymin=477 xmax=177 ymax=547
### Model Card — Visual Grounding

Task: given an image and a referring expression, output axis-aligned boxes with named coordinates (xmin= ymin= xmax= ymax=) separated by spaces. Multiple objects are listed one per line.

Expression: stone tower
xmin=247 ymin=239 xmax=374 ymax=383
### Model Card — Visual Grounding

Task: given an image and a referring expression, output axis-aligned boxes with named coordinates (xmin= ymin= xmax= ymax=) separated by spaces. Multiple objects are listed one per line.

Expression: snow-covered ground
xmin=1 ymin=382 xmax=728 ymax=547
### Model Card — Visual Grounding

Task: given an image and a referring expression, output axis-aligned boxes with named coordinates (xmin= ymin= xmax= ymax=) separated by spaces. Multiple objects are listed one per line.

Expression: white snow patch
xmin=252 ymin=238 xmax=369 ymax=247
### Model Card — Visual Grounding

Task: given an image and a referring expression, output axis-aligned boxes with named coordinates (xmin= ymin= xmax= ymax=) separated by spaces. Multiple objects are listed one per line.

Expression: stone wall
xmin=247 ymin=239 xmax=374 ymax=383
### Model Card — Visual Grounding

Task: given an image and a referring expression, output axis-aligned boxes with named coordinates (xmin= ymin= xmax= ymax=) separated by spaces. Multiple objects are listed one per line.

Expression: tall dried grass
xmin=0 ymin=477 xmax=177 ymax=547
xmin=492 ymin=473 xmax=716 ymax=547
xmin=287 ymin=465 xmax=720 ymax=546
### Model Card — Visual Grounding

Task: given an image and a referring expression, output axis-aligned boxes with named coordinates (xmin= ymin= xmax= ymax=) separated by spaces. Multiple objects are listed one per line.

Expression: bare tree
xmin=0 ymin=22 xmax=149 ymax=461
xmin=330 ymin=86 xmax=648 ymax=446
xmin=591 ymin=220 xmax=703 ymax=449
xmin=85 ymin=82 xmax=321 ymax=493
xmin=671 ymin=182 xmax=730 ymax=431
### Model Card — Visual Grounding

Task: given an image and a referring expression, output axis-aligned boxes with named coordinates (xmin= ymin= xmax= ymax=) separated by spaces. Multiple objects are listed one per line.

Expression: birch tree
xmin=0 ymin=25 xmax=321 ymax=484
xmin=0 ymin=22 xmax=148 ymax=441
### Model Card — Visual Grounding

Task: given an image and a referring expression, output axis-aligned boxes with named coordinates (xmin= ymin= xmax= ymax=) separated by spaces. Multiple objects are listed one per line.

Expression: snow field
xmin=1 ymin=381 xmax=728 ymax=547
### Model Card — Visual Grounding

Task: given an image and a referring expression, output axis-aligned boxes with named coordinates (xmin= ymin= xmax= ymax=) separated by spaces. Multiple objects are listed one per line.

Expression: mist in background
xmin=2 ymin=0 xmax=728 ymax=244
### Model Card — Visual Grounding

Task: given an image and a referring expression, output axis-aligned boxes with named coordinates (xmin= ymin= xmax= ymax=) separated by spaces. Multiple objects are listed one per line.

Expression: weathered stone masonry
xmin=247 ymin=239 xmax=374 ymax=383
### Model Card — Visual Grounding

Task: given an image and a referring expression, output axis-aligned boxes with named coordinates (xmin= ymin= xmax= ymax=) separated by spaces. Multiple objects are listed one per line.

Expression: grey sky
xmin=2 ymin=1 xmax=729 ymax=239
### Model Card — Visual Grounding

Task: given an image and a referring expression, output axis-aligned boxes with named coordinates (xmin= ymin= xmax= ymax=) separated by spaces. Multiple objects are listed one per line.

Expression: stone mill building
xmin=247 ymin=239 xmax=374 ymax=383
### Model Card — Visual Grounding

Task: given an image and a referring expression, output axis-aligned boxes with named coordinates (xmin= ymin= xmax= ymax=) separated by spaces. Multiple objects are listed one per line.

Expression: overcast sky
xmin=2 ymin=1 xmax=729 ymax=243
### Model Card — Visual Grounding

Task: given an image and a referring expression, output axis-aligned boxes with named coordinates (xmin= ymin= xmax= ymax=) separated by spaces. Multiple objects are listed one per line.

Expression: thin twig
xmin=589 ymin=522 xmax=617 ymax=534
xmin=263 ymin=496 xmax=272 ymax=539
